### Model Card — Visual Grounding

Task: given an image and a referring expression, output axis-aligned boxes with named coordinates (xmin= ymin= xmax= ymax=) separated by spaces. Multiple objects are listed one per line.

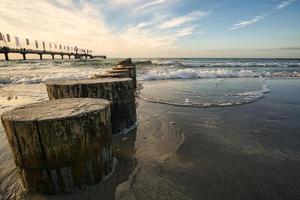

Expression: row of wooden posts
xmin=0 ymin=59 xmax=137 ymax=194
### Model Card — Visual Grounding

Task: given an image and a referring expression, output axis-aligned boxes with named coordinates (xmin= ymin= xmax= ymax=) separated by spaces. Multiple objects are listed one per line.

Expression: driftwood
xmin=1 ymin=98 xmax=113 ymax=194
xmin=46 ymin=78 xmax=136 ymax=135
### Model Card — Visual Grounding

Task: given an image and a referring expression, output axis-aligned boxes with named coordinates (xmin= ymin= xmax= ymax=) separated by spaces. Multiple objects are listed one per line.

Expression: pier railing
xmin=0 ymin=32 xmax=106 ymax=60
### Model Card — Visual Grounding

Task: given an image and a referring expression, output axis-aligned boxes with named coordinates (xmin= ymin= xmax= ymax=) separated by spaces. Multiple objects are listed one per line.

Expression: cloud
xmin=175 ymin=26 xmax=195 ymax=37
xmin=0 ymin=0 xmax=183 ymax=57
xmin=160 ymin=10 xmax=211 ymax=29
xmin=230 ymin=13 xmax=269 ymax=30
xmin=276 ymin=0 xmax=297 ymax=9
xmin=134 ymin=0 xmax=167 ymax=12
xmin=110 ymin=0 xmax=139 ymax=5
xmin=230 ymin=0 xmax=297 ymax=30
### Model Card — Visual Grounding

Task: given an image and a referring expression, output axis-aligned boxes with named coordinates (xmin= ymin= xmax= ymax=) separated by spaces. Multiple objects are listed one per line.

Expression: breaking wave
xmin=138 ymin=68 xmax=300 ymax=81
xmin=147 ymin=59 xmax=300 ymax=68
xmin=0 ymin=72 xmax=95 ymax=85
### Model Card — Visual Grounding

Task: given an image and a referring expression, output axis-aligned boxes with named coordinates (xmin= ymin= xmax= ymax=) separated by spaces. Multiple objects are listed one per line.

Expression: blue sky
xmin=0 ymin=0 xmax=299 ymax=57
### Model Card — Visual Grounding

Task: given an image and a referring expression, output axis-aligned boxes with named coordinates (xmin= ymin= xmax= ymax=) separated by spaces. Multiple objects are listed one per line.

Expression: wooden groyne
xmin=114 ymin=59 xmax=137 ymax=89
xmin=46 ymin=78 xmax=137 ymax=135
xmin=1 ymin=98 xmax=113 ymax=194
xmin=94 ymin=58 xmax=137 ymax=88
xmin=0 ymin=58 xmax=138 ymax=195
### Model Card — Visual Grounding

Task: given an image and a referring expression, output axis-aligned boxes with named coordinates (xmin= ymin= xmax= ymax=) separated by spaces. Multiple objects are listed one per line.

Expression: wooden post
xmin=68 ymin=55 xmax=71 ymax=59
xmin=106 ymin=69 xmax=131 ymax=77
xmin=39 ymin=54 xmax=43 ymax=60
xmin=113 ymin=66 xmax=137 ymax=89
xmin=46 ymin=78 xmax=137 ymax=135
xmin=1 ymin=98 xmax=113 ymax=194
xmin=4 ymin=52 xmax=9 ymax=61
xmin=117 ymin=58 xmax=132 ymax=66
xmin=52 ymin=54 xmax=55 ymax=60
xmin=92 ymin=73 xmax=128 ymax=79
xmin=22 ymin=53 xmax=26 ymax=60
xmin=61 ymin=54 xmax=64 ymax=59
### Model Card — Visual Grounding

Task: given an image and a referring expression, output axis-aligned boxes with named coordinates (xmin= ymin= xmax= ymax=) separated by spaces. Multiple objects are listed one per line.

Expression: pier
xmin=0 ymin=32 xmax=106 ymax=60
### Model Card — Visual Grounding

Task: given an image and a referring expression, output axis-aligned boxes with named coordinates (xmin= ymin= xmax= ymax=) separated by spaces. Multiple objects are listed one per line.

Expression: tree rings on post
xmin=1 ymin=98 xmax=113 ymax=194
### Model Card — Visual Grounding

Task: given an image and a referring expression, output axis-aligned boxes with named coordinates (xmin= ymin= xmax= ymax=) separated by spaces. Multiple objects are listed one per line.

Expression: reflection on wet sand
xmin=0 ymin=103 xmax=187 ymax=200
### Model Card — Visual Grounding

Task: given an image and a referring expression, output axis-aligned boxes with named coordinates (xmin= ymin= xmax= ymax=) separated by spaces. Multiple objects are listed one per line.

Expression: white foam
xmin=1 ymin=72 xmax=95 ymax=85
xmin=150 ymin=59 xmax=300 ymax=68
xmin=137 ymin=80 xmax=270 ymax=108
xmin=138 ymin=68 xmax=258 ymax=81
xmin=238 ymin=83 xmax=270 ymax=100
xmin=151 ymin=60 xmax=177 ymax=65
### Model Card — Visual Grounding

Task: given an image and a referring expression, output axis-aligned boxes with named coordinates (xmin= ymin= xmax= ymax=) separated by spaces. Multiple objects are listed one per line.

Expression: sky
xmin=0 ymin=0 xmax=300 ymax=58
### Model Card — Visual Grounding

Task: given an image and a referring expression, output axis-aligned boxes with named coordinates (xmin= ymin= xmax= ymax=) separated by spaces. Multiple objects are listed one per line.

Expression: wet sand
xmin=1 ymin=79 xmax=300 ymax=200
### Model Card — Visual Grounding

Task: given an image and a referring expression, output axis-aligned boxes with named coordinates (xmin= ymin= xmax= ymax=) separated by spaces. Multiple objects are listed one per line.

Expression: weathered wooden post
xmin=22 ymin=53 xmax=26 ymax=60
xmin=113 ymin=66 xmax=137 ymax=89
xmin=0 ymin=98 xmax=113 ymax=194
xmin=117 ymin=58 xmax=132 ymax=66
xmin=46 ymin=78 xmax=137 ymax=135
xmin=92 ymin=72 xmax=128 ymax=79
xmin=106 ymin=69 xmax=131 ymax=78
xmin=4 ymin=52 xmax=9 ymax=61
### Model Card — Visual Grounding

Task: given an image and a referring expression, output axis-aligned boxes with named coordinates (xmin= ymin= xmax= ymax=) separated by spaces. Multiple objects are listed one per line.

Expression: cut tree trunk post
xmin=46 ymin=78 xmax=137 ymax=135
xmin=92 ymin=73 xmax=128 ymax=79
xmin=106 ymin=69 xmax=130 ymax=77
xmin=112 ymin=66 xmax=137 ymax=89
xmin=0 ymin=98 xmax=113 ymax=194
xmin=117 ymin=58 xmax=132 ymax=66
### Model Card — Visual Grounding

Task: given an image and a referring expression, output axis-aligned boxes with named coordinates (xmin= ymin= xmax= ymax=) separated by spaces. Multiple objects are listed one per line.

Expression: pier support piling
xmin=46 ymin=78 xmax=137 ymax=135
xmin=22 ymin=53 xmax=26 ymax=60
xmin=4 ymin=53 xmax=9 ymax=61
xmin=1 ymin=98 xmax=113 ymax=194
xmin=39 ymin=54 xmax=43 ymax=60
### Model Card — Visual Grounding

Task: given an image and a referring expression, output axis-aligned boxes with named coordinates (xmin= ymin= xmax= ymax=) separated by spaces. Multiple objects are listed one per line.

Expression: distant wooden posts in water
xmin=93 ymin=58 xmax=137 ymax=89
xmin=1 ymin=98 xmax=113 ymax=194
xmin=46 ymin=78 xmax=137 ymax=135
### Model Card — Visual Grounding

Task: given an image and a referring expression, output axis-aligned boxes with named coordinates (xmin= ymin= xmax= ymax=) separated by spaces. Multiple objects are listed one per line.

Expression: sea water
xmin=0 ymin=58 xmax=300 ymax=199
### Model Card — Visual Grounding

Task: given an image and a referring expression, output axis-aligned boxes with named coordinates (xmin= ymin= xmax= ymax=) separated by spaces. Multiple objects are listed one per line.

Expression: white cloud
xmin=230 ymin=14 xmax=268 ymax=30
xmin=110 ymin=0 xmax=139 ymax=6
xmin=230 ymin=0 xmax=297 ymax=30
xmin=134 ymin=0 xmax=167 ymax=12
xmin=176 ymin=26 xmax=195 ymax=37
xmin=160 ymin=10 xmax=211 ymax=29
xmin=0 ymin=0 xmax=181 ymax=57
xmin=276 ymin=0 xmax=297 ymax=9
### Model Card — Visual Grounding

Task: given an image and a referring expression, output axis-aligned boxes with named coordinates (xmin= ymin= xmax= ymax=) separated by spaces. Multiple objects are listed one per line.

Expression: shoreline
xmin=0 ymin=59 xmax=300 ymax=199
